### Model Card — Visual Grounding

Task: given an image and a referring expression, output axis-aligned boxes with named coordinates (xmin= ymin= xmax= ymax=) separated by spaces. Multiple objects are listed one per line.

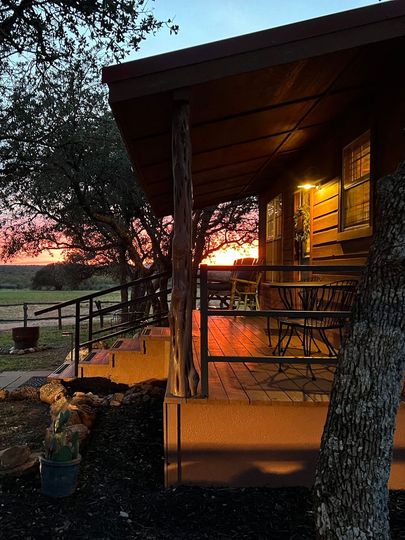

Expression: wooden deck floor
xmin=192 ymin=311 xmax=336 ymax=405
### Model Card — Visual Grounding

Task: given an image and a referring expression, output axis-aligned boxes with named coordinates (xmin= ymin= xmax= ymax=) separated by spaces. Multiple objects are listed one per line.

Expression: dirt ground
xmin=0 ymin=390 xmax=404 ymax=539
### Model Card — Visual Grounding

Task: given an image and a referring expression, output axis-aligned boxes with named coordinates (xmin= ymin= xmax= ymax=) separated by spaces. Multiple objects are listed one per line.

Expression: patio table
xmin=265 ymin=281 xmax=351 ymax=348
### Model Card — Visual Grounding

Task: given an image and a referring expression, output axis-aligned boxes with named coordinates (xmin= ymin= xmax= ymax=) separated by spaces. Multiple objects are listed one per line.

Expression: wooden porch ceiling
xmin=103 ymin=2 xmax=405 ymax=217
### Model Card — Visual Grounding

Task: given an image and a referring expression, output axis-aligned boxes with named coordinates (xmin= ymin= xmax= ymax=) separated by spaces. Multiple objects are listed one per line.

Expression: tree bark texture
xmin=168 ymin=100 xmax=199 ymax=397
xmin=314 ymin=164 xmax=405 ymax=539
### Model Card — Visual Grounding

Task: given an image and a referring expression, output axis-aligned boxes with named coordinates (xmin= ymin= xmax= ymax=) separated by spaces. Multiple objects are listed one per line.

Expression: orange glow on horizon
xmin=202 ymin=242 xmax=258 ymax=266
xmin=2 ymin=250 xmax=65 ymax=266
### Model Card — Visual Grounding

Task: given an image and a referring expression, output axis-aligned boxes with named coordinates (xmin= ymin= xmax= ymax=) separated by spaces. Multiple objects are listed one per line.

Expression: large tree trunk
xmin=168 ymin=98 xmax=199 ymax=397
xmin=314 ymin=164 xmax=405 ymax=539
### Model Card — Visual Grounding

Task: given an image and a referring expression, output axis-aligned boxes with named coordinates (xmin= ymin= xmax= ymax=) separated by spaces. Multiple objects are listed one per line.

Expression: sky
xmin=132 ymin=0 xmax=386 ymax=60
xmin=9 ymin=0 xmax=385 ymax=265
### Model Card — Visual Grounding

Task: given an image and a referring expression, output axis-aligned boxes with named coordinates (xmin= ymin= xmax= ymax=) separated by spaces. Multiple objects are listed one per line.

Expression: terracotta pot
xmin=12 ymin=326 xmax=40 ymax=349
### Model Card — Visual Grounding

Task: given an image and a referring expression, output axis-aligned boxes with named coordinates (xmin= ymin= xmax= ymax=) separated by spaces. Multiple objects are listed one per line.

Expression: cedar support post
xmin=168 ymin=94 xmax=199 ymax=397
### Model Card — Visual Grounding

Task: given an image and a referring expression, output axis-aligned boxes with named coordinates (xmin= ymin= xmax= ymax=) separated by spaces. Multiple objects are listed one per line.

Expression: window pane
xmin=344 ymin=180 xmax=370 ymax=228
xmin=343 ymin=135 xmax=370 ymax=188
xmin=266 ymin=194 xmax=282 ymax=241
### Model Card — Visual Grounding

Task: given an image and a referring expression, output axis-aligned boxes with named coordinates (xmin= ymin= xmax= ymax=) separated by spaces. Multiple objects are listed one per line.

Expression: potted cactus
xmin=40 ymin=410 xmax=81 ymax=497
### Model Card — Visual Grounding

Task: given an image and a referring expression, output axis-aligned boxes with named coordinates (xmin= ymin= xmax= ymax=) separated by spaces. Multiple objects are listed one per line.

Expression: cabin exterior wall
xmin=259 ymin=74 xmax=405 ymax=295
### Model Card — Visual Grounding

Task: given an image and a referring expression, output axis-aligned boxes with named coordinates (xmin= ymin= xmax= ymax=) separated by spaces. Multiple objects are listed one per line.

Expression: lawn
xmin=0 ymin=289 xmax=121 ymax=304
xmin=0 ymin=288 xmax=121 ymax=372
xmin=0 ymin=288 xmax=121 ymax=335
xmin=0 ymin=325 xmax=74 ymax=372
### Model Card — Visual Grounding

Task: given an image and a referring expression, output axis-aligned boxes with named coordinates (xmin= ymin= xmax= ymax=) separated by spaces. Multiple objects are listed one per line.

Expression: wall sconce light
xmin=297 ymin=183 xmax=318 ymax=190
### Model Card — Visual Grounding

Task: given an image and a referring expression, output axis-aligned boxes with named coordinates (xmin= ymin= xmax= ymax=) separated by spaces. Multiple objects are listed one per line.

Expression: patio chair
xmin=229 ymin=257 xmax=263 ymax=310
xmin=207 ymin=270 xmax=233 ymax=308
xmin=276 ymin=279 xmax=358 ymax=358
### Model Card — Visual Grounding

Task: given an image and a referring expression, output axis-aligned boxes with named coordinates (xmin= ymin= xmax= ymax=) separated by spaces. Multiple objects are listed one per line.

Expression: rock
xmin=113 ymin=392 xmax=124 ymax=403
xmin=0 ymin=389 xmax=8 ymax=400
xmin=50 ymin=396 xmax=69 ymax=419
xmin=64 ymin=347 xmax=88 ymax=363
xmin=70 ymin=395 xmax=95 ymax=408
xmin=8 ymin=386 xmax=39 ymax=401
xmin=40 ymin=381 xmax=67 ymax=404
xmin=68 ymin=403 xmax=96 ymax=429
xmin=0 ymin=454 xmax=39 ymax=478
xmin=0 ymin=446 xmax=31 ymax=470
xmin=67 ymin=423 xmax=89 ymax=442
xmin=92 ymin=340 xmax=109 ymax=350
xmin=66 ymin=410 xmax=82 ymax=426
xmin=109 ymin=400 xmax=121 ymax=407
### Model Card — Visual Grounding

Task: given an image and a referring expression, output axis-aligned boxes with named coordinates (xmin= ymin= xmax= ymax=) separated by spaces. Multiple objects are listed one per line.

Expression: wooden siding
xmin=311 ymin=178 xmax=369 ymax=267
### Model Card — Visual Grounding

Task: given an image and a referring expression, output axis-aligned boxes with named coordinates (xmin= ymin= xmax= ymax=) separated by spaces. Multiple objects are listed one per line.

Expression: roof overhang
xmin=103 ymin=1 xmax=405 ymax=216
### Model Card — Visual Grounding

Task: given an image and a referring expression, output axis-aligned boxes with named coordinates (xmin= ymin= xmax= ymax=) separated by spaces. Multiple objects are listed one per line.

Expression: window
xmin=266 ymin=194 xmax=282 ymax=241
xmin=341 ymin=131 xmax=371 ymax=231
xmin=266 ymin=194 xmax=282 ymax=281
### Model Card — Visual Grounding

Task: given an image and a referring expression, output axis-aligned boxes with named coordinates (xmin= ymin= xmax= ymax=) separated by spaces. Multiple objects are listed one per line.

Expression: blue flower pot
xmin=40 ymin=455 xmax=81 ymax=497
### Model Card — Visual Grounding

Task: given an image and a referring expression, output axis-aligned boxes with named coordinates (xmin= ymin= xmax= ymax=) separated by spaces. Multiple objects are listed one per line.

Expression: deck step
xmin=141 ymin=326 xmax=170 ymax=340
xmin=48 ymin=362 xmax=75 ymax=381
xmin=80 ymin=349 xmax=110 ymax=365
xmin=111 ymin=338 xmax=142 ymax=352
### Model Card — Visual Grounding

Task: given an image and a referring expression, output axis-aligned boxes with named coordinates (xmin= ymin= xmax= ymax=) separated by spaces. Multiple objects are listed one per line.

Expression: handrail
xmin=30 ymin=270 xmax=171 ymax=378
xmin=78 ymin=287 xmax=172 ymax=322
xmin=34 ymin=270 xmax=170 ymax=316
xmin=200 ymin=264 xmax=365 ymax=272
xmin=199 ymin=263 xmax=365 ymax=397
xmin=79 ymin=313 xmax=169 ymax=348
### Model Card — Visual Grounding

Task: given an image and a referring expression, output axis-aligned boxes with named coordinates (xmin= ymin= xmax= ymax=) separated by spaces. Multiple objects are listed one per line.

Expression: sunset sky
xmin=6 ymin=0 xmax=383 ymax=265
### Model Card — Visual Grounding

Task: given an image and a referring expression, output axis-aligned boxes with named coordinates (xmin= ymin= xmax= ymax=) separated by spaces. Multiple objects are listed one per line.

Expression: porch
xmin=165 ymin=311 xmax=405 ymax=488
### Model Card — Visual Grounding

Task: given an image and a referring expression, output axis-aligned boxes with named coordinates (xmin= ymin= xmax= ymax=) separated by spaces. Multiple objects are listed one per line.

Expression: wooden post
xmin=57 ymin=307 xmax=62 ymax=330
xmin=23 ymin=303 xmax=28 ymax=327
xmin=168 ymin=95 xmax=199 ymax=397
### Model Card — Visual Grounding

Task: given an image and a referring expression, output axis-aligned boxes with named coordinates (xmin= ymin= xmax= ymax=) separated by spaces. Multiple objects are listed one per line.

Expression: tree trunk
xmin=168 ymin=98 xmax=199 ymax=397
xmin=118 ymin=248 xmax=129 ymax=321
xmin=314 ymin=164 xmax=405 ymax=539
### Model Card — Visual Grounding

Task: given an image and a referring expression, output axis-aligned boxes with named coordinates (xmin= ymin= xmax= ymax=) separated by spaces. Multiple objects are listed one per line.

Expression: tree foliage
xmin=32 ymin=262 xmax=94 ymax=290
xmin=0 ymin=0 xmax=178 ymax=65
xmin=0 ymin=60 xmax=258 ymax=280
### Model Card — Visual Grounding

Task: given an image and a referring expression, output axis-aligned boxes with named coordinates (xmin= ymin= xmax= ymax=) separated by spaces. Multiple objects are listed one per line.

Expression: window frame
xmin=338 ymin=130 xmax=373 ymax=241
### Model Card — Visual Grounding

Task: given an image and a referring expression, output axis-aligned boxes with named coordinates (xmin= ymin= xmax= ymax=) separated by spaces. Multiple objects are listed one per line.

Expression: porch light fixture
xmin=297 ymin=183 xmax=318 ymax=190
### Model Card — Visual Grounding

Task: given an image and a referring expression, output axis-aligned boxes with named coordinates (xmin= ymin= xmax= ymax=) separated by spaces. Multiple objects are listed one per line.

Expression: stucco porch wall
xmin=164 ymin=399 xmax=405 ymax=489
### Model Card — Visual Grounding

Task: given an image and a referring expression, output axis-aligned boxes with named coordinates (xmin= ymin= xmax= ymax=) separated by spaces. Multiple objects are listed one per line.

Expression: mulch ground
xmin=0 ymin=393 xmax=404 ymax=539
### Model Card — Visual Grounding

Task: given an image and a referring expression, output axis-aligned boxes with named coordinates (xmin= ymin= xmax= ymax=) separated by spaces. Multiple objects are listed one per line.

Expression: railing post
xmin=200 ymin=264 xmax=209 ymax=397
xmin=88 ymin=299 xmax=93 ymax=352
xmin=23 ymin=303 xmax=28 ymax=327
xmin=74 ymin=302 xmax=80 ymax=378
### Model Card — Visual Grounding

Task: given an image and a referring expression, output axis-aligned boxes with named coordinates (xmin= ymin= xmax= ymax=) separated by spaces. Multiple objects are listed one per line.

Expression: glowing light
xmin=202 ymin=242 xmax=258 ymax=266
xmin=297 ymin=183 xmax=317 ymax=190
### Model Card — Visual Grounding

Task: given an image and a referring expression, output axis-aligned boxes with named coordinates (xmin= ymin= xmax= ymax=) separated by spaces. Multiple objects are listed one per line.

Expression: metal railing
xmin=199 ymin=264 xmax=364 ymax=397
xmin=35 ymin=271 xmax=171 ymax=377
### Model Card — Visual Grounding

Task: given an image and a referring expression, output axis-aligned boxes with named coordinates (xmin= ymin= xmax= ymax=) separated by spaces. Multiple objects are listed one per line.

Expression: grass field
xmin=0 ymin=288 xmax=122 ymax=328
xmin=0 ymin=289 xmax=121 ymax=303
xmin=0 ymin=288 xmax=122 ymax=372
